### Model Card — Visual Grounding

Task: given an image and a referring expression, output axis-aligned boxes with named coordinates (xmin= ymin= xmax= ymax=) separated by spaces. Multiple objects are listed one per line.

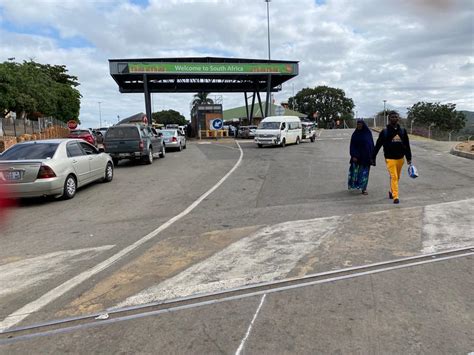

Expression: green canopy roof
xmin=223 ymin=104 xmax=306 ymax=120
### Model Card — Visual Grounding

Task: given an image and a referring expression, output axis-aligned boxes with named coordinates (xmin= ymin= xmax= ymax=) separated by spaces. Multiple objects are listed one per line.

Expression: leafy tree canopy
xmin=407 ymin=102 xmax=466 ymax=132
xmin=0 ymin=60 xmax=81 ymax=123
xmin=288 ymin=86 xmax=354 ymax=128
xmin=152 ymin=109 xmax=187 ymax=126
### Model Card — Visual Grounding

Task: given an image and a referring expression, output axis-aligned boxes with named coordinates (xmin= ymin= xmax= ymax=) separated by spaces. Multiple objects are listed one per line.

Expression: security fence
xmin=0 ymin=116 xmax=67 ymax=137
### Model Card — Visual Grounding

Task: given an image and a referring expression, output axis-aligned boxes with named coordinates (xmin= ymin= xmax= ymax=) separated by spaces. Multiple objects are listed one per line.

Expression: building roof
xmin=223 ymin=104 xmax=306 ymax=120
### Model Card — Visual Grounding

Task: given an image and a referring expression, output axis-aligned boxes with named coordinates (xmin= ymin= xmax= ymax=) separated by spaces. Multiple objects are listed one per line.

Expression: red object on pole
xmin=67 ymin=120 xmax=78 ymax=129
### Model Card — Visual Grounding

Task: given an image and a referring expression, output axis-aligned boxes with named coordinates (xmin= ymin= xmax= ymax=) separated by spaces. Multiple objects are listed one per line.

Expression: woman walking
xmin=348 ymin=119 xmax=374 ymax=195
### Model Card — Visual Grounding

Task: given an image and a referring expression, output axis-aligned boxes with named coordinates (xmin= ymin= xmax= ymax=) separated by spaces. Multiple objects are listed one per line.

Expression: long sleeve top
xmin=373 ymin=124 xmax=412 ymax=161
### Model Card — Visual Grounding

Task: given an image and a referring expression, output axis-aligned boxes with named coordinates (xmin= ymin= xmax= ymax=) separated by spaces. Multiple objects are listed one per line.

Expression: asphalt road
xmin=0 ymin=129 xmax=473 ymax=352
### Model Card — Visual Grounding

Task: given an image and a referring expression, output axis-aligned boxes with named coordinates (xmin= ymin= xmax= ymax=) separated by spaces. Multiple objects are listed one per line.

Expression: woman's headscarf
xmin=350 ymin=119 xmax=374 ymax=166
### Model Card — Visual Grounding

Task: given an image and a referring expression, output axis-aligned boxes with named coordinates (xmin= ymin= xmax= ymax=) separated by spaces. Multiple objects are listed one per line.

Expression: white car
xmin=161 ymin=129 xmax=187 ymax=151
xmin=0 ymin=139 xmax=114 ymax=199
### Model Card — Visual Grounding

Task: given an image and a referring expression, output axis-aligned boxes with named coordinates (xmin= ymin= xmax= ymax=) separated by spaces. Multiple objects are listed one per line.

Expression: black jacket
xmin=373 ymin=124 xmax=412 ymax=161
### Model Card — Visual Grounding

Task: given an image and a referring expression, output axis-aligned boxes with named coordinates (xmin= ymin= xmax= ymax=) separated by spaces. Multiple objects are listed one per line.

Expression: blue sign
xmin=211 ymin=119 xmax=223 ymax=130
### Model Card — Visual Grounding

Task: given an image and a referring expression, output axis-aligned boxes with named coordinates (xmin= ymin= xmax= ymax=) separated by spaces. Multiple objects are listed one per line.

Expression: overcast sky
xmin=0 ymin=0 xmax=472 ymax=127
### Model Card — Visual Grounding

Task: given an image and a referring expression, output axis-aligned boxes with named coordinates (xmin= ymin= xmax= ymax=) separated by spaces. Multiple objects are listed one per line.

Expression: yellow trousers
xmin=385 ymin=159 xmax=404 ymax=199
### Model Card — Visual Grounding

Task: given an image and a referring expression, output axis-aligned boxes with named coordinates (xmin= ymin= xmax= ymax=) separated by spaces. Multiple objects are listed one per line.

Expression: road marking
xmin=0 ymin=142 xmax=243 ymax=333
xmin=0 ymin=245 xmax=115 ymax=298
xmin=117 ymin=198 xmax=474 ymax=309
xmin=117 ymin=215 xmax=340 ymax=307
xmin=235 ymin=294 xmax=266 ymax=355
xmin=422 ymin=198 xmax=474 ymax=253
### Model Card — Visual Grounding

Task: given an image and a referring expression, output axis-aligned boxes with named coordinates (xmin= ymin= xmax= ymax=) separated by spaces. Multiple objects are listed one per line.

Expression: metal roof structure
xmin=109 ymin=57 xmax=299 ymax=122
xmin=223 ymin=104 xmax=306 ymax=120
xmin=109 ymin=57 xmax=298 ymax=93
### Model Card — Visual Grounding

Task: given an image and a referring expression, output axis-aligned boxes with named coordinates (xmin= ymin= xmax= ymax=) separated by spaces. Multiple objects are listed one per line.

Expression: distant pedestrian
xmin=372 ymin=111 xmax=412 ymax=204
xmin=348 ymin=119 xmax=374 ymax=195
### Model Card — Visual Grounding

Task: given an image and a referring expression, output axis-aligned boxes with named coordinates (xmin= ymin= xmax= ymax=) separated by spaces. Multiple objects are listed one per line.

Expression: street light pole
xmin=383 ymin=100 xmax=387 ymax=125
xmin=264 ymin=0 xmax=272 ymax=117
xmin=98 ymin=101 xmax=102 ymax=128
xmin=265 ymin=0 xmax=271 ymax=60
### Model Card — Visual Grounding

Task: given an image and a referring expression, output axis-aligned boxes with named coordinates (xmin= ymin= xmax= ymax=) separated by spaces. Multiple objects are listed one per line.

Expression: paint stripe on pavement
xmin=116 ymin=215 xmax=341 ymax=308
xmin=0 ymin=142 xmax=243 ymax=333
xmin=0 ymin=245 xmax=115 ymax=298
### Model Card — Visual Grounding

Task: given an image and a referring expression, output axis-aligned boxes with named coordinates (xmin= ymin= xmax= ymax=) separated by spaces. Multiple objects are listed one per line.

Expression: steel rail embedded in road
xmin=1 ymin=246 xmax=473 ymax=344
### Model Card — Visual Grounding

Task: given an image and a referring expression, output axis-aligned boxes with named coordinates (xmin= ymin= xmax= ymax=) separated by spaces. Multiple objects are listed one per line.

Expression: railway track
xmin=1 ymin=246 xmax=472 ymax=344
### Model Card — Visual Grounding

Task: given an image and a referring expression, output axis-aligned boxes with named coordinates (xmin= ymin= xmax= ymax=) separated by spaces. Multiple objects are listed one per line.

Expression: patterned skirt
xmin=348 ymin=163 xmax=370 ymax=191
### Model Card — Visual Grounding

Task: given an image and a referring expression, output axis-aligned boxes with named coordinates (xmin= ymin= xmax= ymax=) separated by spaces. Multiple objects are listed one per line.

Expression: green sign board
xmin=128 ymin=62 xmax=297 ymax=75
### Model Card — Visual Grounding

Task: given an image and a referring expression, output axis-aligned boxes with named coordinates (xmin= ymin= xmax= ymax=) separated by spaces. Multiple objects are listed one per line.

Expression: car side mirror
xmin=98 ymin=147 xmax=105 ymax=153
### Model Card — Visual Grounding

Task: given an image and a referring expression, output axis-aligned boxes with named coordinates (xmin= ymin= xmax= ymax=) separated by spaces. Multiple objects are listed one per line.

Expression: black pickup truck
xmin=103 ymin=124 xmax=165 ymax=166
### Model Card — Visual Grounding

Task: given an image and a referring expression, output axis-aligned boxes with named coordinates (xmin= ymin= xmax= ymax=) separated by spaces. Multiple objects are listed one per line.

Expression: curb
xmin=450 ymin=146 xmax=474 ymax=160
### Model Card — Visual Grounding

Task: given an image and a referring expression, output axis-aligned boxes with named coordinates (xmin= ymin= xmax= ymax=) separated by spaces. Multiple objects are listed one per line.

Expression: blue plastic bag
xmin=408 ymin=163 xmax=419 ymax=179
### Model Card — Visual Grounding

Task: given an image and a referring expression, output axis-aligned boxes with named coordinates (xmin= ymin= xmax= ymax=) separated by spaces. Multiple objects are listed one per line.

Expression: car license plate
xmin=4 ymin=170 xmax=22 ymax=181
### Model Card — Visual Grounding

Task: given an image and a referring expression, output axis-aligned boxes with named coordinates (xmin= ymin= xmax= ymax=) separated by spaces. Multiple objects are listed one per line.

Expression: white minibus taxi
xmin=254 ymin=116 xmax=302 ymax=147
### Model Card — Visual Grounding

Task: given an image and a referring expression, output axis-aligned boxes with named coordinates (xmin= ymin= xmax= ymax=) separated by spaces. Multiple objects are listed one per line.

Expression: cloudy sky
xmin=0 ymin=0 xmax=472 ymax=127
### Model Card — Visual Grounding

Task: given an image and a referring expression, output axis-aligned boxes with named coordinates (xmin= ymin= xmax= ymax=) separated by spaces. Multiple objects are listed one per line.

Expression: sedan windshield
xmin=0 ymin=143 xmax=59 ymax=160
xmin=258 ymin=122 xmax=280 ymax=129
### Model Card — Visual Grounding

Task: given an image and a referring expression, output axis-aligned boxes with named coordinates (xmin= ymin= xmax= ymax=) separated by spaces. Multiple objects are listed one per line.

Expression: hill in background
xmin=460 ymin=111 xmax=474 ymax=133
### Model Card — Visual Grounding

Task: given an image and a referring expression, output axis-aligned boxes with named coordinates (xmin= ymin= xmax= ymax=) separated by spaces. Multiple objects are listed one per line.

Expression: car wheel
xmin=112 ymin=158 xmax=119 ymax=166
xmin=183 ymin=142 xmax=187 ymax=149
xmin=159 ymin=145 xmax=166 ymax=158
xmin=103 ymin=162 xmax=113 ymax=182
xmin=310 ymin=136 xmax=315 ymax=143
xmin=257 ymin=143 xmax=263 ymax=148
xmin=296 ymin=137 xmax=300 ymax=145
xmin=145 ymin=148 xmax=153 ymax=164
xmin=62 ymin=175 xmax=77 ymax=200
xmin=178 ymin=143 xmax=183 ymax=151
xmin=281 ymin=138 xmax=286 ymax=148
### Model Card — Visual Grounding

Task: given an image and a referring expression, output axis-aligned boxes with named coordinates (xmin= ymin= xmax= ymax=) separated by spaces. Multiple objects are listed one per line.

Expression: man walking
xmin=372 ymin=111 xmax=412 ymax=204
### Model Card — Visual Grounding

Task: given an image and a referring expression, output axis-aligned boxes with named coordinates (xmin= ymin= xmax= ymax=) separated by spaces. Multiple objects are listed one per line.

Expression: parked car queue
xmin=0 ymin=123 xmax=187 ymax=201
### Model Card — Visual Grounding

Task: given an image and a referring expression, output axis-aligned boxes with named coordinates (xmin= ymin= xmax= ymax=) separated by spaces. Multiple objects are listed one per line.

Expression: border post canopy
xmin=109 ymin=57 xmax=299 ymax=125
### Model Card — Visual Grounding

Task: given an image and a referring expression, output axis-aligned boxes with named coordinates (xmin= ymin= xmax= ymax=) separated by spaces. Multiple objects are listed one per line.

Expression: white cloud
xmin=0 ymin=0 xmax=472 ymax=127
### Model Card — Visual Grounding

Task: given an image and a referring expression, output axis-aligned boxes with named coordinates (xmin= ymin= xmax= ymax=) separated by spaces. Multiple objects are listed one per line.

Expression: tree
xmin=288 ymin=86 xmax=354 ymax=128
xmin=152 ymin=109 xmax=187 ymax=126
xmin=0 ymin=60 xmax=81 ymax=122
xmin=192 ymin=92 xmax=214 ymax=106
xmin=407 ymin=102 xmax=466 ymax=132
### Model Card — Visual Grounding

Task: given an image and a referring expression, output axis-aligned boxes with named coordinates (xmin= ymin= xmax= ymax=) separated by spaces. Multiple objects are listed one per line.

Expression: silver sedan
xmin=161 ymin=129 xmax=187 ymax=151
xmin=0 ymin=139 xmax=114 ymax=199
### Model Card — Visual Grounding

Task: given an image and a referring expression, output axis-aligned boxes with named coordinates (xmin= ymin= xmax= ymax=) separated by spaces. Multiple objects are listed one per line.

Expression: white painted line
xmin=0 ymin=142 xmax=244 ymax=333
xmin=117 ymin=215 xmax=340 ymax=308
xmin=235 ymin=294 xmax=266 ymax=355
xmin=0 ymin=245 xmax=115 ymax=298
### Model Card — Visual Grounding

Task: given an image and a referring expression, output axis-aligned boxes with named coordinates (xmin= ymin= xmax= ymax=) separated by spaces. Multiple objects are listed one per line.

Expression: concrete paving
xmin=0 ymin=129 xmax=473 ymax=352
xmin=1 ymin=256 xmax=472 ymax=354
